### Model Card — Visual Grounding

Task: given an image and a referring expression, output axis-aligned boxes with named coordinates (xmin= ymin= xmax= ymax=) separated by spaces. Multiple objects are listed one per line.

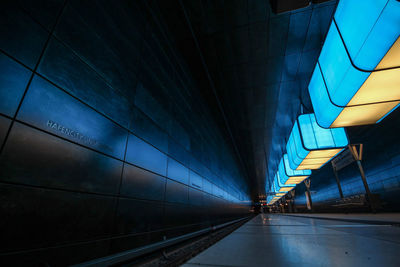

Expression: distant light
xmin=267 ymin=195 xmax=281 ymax=205
xmin=309 ymin=0 xmax=400 ymax=127
xmin=286 ymin=114 xmax=348 ymax=170
xmin=278 ymin=154 xmax=311 ymax=185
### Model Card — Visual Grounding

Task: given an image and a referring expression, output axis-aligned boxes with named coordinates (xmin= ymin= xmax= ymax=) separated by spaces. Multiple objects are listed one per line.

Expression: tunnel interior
xmin=1 ymin=0 xmax=400 ymax=266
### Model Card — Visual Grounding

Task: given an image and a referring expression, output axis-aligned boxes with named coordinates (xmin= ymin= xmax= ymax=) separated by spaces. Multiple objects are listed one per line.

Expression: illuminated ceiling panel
xmin=309 ymin=0 xmax=400 ymax=128
xmin=278 ymin=154 xmax=311 ymax=185
xmin=286 ymin=113 xmax=348 ymax=170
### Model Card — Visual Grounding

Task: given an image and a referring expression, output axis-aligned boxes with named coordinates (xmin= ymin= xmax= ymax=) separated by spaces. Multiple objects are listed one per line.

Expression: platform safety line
xmin=279 ymin=214 xmax=400 ymax=226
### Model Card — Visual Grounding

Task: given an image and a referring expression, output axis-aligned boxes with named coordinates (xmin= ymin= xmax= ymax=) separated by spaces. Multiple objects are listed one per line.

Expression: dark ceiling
xmin=156 ymin=0 xmax=338 ymax=200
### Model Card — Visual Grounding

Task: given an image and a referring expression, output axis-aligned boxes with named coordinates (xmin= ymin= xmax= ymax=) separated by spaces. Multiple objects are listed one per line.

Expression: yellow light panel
xmin=295 ymin=149 xmax=343 ymax=170
xmin=298 ymin=162 xmax=326 ymax=170
xmin=349 ymin=69 xmax=400 ymax=104
xmin=286 ymin=176 xmax=307 ymax=185
xmin=297 ymin=164 xmax=324 ymax=170
xmin=302 ymin=158 xmax=329 ymax=164
xmin=307 ymin=149 xmax=343 ymax=158
xmin=332 ymin=101 xmax=399 ymax=127
xmin=279 ymin=186 xmax=294 ymax=192
xmin=287 ymin=180 xmax=304 ymax=184
xmin=332 ymin=36 xmax=400 ymax=127
xmin=378 ymin=36 xmax=400 ymax=69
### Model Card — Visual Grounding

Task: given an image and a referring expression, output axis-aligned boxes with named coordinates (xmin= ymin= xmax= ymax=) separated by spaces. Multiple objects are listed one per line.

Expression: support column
xmin=290 ymin=190 xmax=297 ymax=213
xmin=331 ymin=164 xmax=344 ymax=199
xmin=349 ymin=144 xmax=376 ymax=212
xmin=304 ymin=179 xmax=313 ymax=212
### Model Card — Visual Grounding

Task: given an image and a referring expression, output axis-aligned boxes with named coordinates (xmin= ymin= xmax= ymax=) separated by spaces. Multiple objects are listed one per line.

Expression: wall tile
xmin=0 ymin=115 xmax=11 ymax=145
xmin=130 ymin=107 xmax=168 ymax=153
xmin=38 ymin=37 xmax=133 ymax=129
xmin=165 ymin=179 xmax=188 ymax=204
xmin=189 ymin=170 xmax=203 ymax=190
xmin=0 ymin=1 xmax=49 ymax=68
xmin=120 ymin=163 xmax=166 ymax=201
xmin=0 ymin=122 xmax=123 ymax=194
xmin=55 ymin=2 xmax=139 ymax=103
xmin=0 ymin=183 xmax=116 ymax=253
xmin=125 ymin=134 xmax=167 ymax=176
xmin=17 ymin=75 xmax=128 ymax=160
xmin=0 ymin=53 xmax=31 ymax=117
xmin=189 ymin=187 xmax=203 ymax=206
xmin=114 ymin=198 xmax=164 ymax=234
xmin=167 ymin=157 xmax=189 ymax=185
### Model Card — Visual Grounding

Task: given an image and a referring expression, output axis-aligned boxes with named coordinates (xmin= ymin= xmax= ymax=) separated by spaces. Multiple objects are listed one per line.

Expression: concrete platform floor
xmin=182 ymin=214 xmax=400 ymax=267
xmin=284 ymin=213 xmax=400 ymax=224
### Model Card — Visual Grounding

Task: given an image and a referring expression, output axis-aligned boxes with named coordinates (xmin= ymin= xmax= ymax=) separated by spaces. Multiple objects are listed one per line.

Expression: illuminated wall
xmin=0 ymin=0 xmax=251 ymax=265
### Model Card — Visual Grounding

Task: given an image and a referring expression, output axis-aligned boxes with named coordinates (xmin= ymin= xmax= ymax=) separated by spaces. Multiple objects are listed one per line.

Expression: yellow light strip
xmin=287 ymin=178 xmax=306 ymax=182
xmin=378 ymin=36 xmax=400 ymax=69
xmin=279 ymin=186 xmax=294 ymax=192
xmin=307 ymin=149 xmax=343 ymax=158
xmin=287 ymin=177 xmax=307 ymax=184
xmin=332 ymin=101 xmax=399 ymax=127
xmin=297 ymin=164 xmax=324 ymax=170
xmin=296 ymin=148 xmax=343 ymax=170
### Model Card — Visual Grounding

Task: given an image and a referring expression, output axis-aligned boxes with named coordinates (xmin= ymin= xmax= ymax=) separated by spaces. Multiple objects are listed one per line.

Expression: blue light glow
xmin=277 ymin=171 xmax=295 ymax=188
xmin=308 ymin=0 xmax=400 ymax=127
xmin=335 ymin=0 xmax=399 ymax=70
xmin=278 ymin=154 xmax=311 ymax=184
xmin=286 ymin=113 xmax=348 ymax=170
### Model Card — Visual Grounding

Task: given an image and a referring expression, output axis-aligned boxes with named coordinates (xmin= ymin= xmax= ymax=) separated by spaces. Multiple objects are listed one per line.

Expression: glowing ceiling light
xmin=267 ymin=195 xmax=282 ymax=205
xmin=309 ymin=0 xmax=400 ymax=128
xmin=286 ymin=113 xmax=348 ymax=170
xmin=274 ymin=173 xmax=295 ymax=192
xmin=278 ymin=154 xmax=312 ymax=185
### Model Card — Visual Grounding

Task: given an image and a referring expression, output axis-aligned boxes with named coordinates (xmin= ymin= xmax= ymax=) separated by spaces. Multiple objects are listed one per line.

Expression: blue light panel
xmin=286 ymin=113 xmax=348 ymax=170
xmin=284 ymin=154 xmax=311 ymax=177
xmin=278 ymin=154 xmax=311 ymax=185
xmin=309 ymin=0 xmax=400 ymax=128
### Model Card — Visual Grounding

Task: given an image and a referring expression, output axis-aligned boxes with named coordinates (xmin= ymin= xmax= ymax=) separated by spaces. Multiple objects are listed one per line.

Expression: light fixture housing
xmin=286 ymin=113 xmax=348 ymax=170
xmin=274 ymin=173 xmax=295 ymax=192
xmin=278 ymin=154 xmax=312 ymax=184
xmin=309 ymin=0 xmax=400 ymax=128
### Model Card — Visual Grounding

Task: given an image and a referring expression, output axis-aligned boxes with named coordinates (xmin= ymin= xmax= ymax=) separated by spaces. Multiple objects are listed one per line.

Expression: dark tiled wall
xmin=0 ymin=0 xmax=251 ymax=265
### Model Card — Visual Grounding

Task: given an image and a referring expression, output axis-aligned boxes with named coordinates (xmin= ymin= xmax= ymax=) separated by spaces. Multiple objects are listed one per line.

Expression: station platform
xmin=182 ymin=214 xmax=400 ymax=266
xmin=283 ymin=213 xmax=400 ymax=225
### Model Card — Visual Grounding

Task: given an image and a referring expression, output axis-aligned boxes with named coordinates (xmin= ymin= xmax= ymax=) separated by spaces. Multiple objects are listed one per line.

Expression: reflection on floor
xmin=285 ymin=213 xmax=400 ymax=224
xmin=182 ymin=214 xmax=400 ymax=267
